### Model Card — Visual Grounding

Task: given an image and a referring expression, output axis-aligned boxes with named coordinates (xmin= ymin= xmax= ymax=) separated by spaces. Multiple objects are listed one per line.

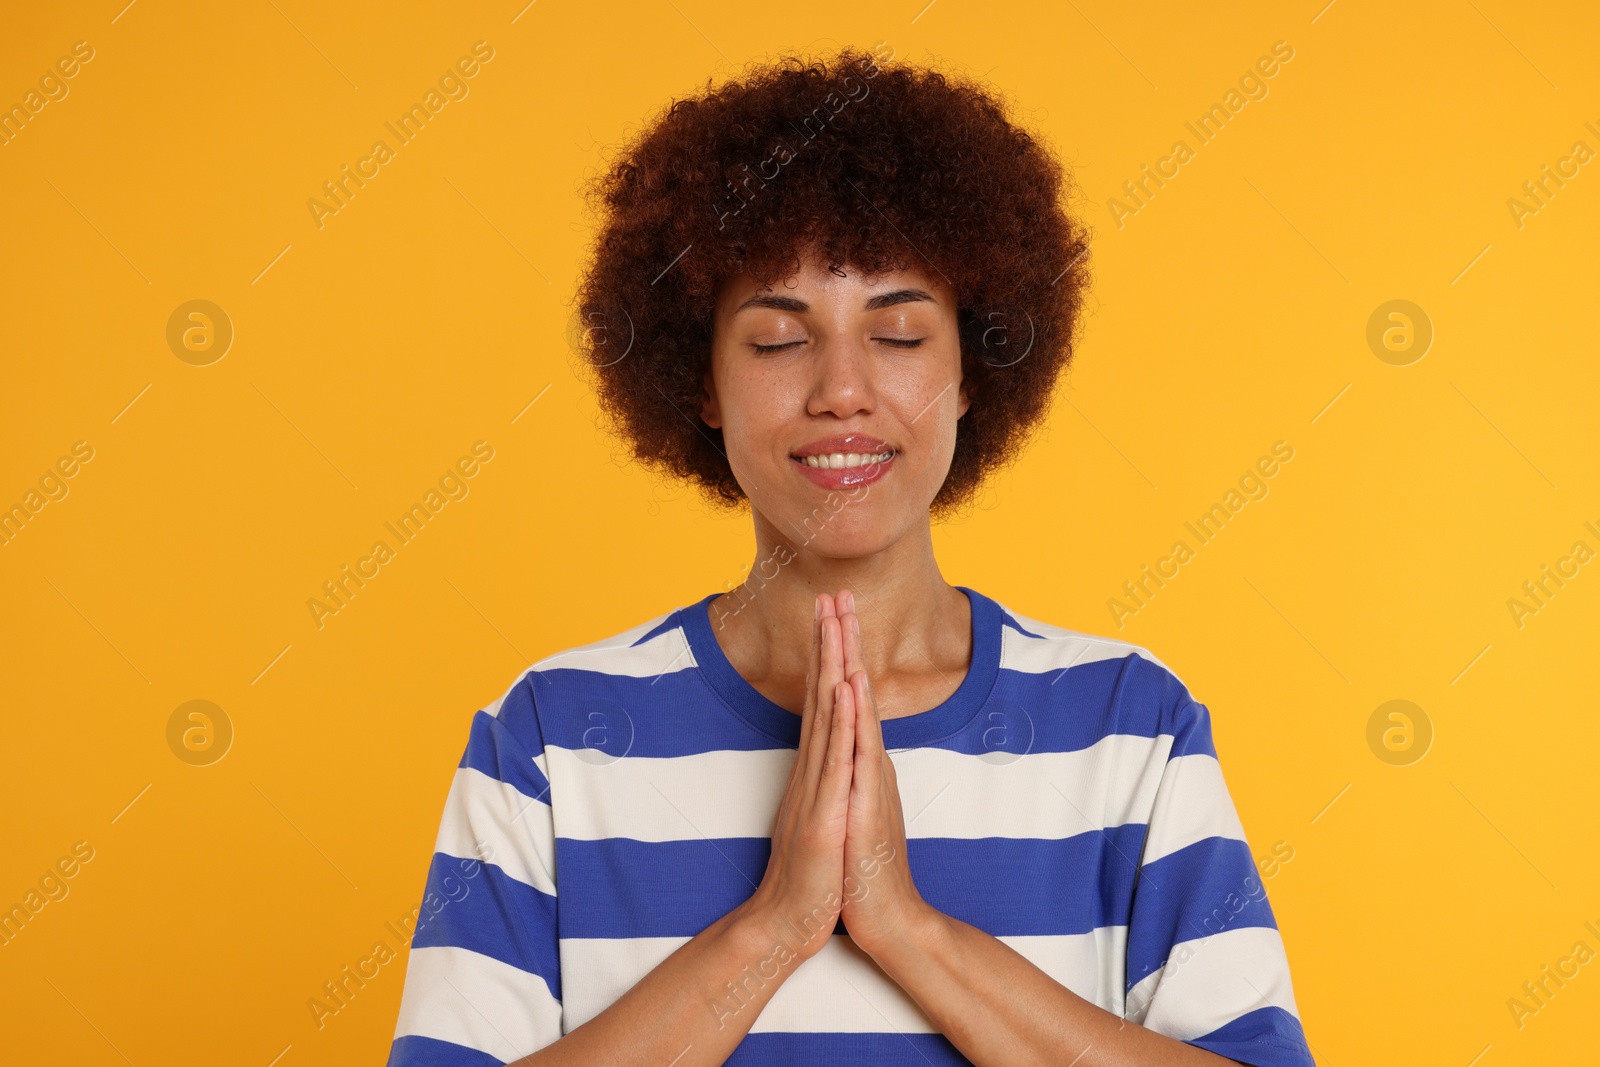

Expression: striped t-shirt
xmin=386 ymin=586 xmax=1315 ymax=1066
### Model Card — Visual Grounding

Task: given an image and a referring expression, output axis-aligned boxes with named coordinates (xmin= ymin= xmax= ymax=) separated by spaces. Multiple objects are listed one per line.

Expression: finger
xmin=806 ymin=594 xmax=839 ymax=757
xmin=840 ymin=601 xmax=862 ymax=692
xmin=820 ymin=676 xmax=857 ymax=808
xmin=804 ymin=594 xmax=821 ymax=707
xmin=851 ymin=670 xmax=882 ymax=799
xmin=843 ymin=612 xmax=882 ymax=756
xmin=805 ymin=613 xmax=844 ymax=787
xmin=793 ymin=594 xmax=824 ymax=767
xmin=838 ymin=596 xmax=877 ymax=780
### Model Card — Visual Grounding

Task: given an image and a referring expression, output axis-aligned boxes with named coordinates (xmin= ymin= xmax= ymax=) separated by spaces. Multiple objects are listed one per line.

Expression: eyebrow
xmin=733 ymin=288 xmax=937 ymax=314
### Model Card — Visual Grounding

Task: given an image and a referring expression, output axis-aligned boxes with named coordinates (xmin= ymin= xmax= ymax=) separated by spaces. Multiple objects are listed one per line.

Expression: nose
xmin=806 ymin=332 xmax=876 ymax=419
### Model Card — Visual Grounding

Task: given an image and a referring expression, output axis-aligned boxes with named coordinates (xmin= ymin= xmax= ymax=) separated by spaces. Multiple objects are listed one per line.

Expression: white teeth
xmin=799 ymin=451 xmax=893 ymax=469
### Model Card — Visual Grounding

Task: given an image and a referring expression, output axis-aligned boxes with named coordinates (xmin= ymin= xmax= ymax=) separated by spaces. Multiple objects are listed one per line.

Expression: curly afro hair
xmin=570 ymin=44 xmax=1093 ymax=520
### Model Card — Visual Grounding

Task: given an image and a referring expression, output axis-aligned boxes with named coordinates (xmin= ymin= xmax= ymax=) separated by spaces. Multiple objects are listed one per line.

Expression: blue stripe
xmin=409 ymin=853 xmax=561 ymax=1001
xmin=387 ymin=1034 xmax=506 ymax=1067
xmin=936 ymin=658 xmax=1211 ymax=758
xmin=999 ymin=610 xmax=1048 ymax=639
xmin=728 ymin=1031 xmax=974 ymax=1065
xmin=460 ymin=708 xmax=550 ymax=802
xmin=489 ymin=676 xmax=556 ymax=772
xmin=910 ymin=831 xmax=1144 ymax=934
xmin=555 ymin=836 xmax=765 ymax=938
xmin=1125 ymin=836 xmax=1279 ymax=989
xmin=495 ymin=657 xmax=1205 ymax=762
xmin=382 ymin=997 xmax=1309 ymax=1066
xmin=632 ymin=613 xmax=680 ymax=647
xmin=528 ymin=668 xmax=781 ymax=757
xmin=555 ymin=828 xmax=1147 ymax=939
xmin=1168 ymin=699 xmax=1219 ymax=759
xmin=1189 ymin=1005 xmax=1316 ymax=1067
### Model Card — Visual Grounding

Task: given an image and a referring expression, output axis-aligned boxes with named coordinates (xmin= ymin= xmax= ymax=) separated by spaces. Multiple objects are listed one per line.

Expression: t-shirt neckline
xmin=677 ymin=585 xmax=1002 ymax=749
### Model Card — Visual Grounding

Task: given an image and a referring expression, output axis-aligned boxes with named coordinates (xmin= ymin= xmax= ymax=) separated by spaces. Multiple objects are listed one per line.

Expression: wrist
xmin=728 ymin=893 xmax=838 ymax=963
xmin=858 ymin=898 xmax=950 ymax=973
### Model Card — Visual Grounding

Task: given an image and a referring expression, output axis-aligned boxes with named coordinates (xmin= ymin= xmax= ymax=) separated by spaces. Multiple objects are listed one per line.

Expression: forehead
xmin=715 ymin=252 xmax=951 ymax=310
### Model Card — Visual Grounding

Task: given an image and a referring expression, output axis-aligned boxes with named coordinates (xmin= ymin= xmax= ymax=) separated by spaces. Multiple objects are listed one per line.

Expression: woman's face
xmin=701 ymin=252 xmax=970 ymax=555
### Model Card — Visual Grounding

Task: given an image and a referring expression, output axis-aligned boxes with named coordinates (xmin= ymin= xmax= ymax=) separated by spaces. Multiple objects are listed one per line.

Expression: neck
xmin=708 ymin=508 xmax=965 ymax=698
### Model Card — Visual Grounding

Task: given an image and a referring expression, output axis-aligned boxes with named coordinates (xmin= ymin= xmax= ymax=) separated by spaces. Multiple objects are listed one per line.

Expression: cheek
xmin=924 ymin=416 xmax=961 ymax=479
xmin=715 ymin=368 xmax=794 ymax=472
xmin=898 ymin=371 xmax=962 ymax=457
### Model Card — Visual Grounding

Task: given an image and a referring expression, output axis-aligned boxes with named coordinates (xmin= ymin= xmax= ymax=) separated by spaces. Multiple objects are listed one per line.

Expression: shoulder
xmin=993 ymin=596 xmax=1177 ymax=676
xmin=986 ymin=593 xmax=1209 ymax=742
xmin=474 ymin=600 xmax=696 ymax=751
xmin=524 ymin=603 xmax=690 ymax=679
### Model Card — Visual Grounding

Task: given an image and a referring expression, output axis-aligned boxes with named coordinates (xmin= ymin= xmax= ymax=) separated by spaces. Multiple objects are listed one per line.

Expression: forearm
xmin=512 ymin=900 xmax=808 ymax=1067
xmin=866 ymin=905 xmax=1238 ymax=1067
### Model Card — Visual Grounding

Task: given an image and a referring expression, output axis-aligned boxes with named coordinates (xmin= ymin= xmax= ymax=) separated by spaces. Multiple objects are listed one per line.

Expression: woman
xmin=386 ymin=45 xmax=1314 ymax=1067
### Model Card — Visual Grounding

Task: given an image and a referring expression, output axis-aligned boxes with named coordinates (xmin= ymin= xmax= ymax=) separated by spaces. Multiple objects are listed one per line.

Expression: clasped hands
xmin=744 ymin=589 xmax=932 ymax=966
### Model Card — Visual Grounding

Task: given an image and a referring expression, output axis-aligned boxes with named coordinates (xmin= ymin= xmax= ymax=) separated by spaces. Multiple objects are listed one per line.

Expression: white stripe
xmin=436 ymin=767 xmax=555 ymax=895
xmin=477 ymin=611 xmax=685 ymax=722
xmin=526 ymin=616 xmax=692 ymax=680
xmin=557 ymin=936 xmax=684 ymax=1031
xmin=995 ymin=928 xmax=1128 ymax=1017
xmin=1138 ymin=753 xmax=1246 ymax=866
xmin=543 ymin=736 xmax=1237 ymax=853
xmin=755 ymin=934 xmax=931 ymax=1033
xmin=545 ymin=746 xmax=789 ymax=841
xmin=997 ymin=604 xmax=1175 ymax=677
xmin=393 ymin=944 xmax=562 ymax=1058
xmin=559 ymin=928 xmax=1129 ymax=1033
xmin=1122 ymin=926 xmax=1300 ymax=1038
xmin=895 ymin=739 xmax=1175 ymax=842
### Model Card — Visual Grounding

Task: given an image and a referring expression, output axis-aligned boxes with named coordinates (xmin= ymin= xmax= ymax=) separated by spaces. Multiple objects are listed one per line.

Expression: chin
xmin=785 ymin=504 xmax=915 ymax=553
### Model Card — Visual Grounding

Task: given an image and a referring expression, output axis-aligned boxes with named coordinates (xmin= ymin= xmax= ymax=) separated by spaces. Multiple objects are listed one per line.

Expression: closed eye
xmin=749 ymin=337 xmax=926 ymax=354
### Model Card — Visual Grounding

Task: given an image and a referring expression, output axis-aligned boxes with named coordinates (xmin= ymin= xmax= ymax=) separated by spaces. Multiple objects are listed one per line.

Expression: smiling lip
xmin=789 ymin=433 xmax=897 ymax=490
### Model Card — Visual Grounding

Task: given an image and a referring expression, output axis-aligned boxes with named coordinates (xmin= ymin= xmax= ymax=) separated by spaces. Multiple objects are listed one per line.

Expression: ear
xmin=956 ymin=376 xmax=972 ymax=420
xmin=700 ymin=367 xmax=722 ymax=429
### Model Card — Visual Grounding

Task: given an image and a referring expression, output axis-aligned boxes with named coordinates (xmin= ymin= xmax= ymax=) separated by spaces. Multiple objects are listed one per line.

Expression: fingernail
xmin=815 ymin=596 xmax=821 ymax=620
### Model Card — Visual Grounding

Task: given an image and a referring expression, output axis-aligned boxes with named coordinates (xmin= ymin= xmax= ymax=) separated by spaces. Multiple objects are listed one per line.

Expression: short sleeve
xmin=387 ymin=674 xmax=564 ymax=1066
xmin=1122 ymin=696 xmax=1315 ymax=1067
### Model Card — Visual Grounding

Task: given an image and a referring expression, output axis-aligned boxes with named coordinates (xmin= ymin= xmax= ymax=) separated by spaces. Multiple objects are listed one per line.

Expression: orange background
xmin=2 ymin=2 xmax=1598 ymax=1064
